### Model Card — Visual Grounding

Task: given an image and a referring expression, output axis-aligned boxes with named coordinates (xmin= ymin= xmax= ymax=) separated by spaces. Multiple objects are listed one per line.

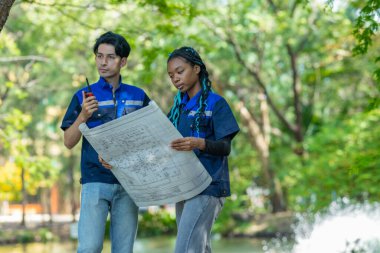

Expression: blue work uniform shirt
xmin=177 ymin=91 xmax=239 ymax=197
xmin=61 ymin=77 xmax=150 ymax=184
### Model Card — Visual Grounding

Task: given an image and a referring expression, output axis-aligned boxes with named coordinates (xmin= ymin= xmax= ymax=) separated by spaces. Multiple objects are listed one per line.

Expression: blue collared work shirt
xmin=61 ymin=77 xmax=150 ymax=184
xmin=177 ymin=91 xmax=240 ymax=197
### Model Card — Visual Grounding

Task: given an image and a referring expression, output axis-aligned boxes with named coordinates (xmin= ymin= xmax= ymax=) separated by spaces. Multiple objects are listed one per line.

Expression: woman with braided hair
xmin=168 ymin=46 xmax=240 ymax=253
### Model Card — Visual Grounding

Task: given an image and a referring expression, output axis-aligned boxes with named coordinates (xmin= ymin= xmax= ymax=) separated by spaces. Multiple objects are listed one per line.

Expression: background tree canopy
xmin=0 ymin=0 xmax=379 ymax=233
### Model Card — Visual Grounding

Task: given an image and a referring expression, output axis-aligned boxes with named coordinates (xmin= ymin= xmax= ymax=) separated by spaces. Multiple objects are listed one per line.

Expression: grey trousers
xmin=175 ymin=195 xmax=225 ymax=253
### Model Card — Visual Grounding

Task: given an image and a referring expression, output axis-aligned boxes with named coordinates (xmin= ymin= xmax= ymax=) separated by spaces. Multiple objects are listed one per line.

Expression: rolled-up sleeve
xmin=212 ymin=98 xmax=240 ymax=140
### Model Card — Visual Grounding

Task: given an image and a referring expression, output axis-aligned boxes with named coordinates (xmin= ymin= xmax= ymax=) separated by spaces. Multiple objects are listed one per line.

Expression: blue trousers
xmin=175 ymin=195 xmax=225 ymax=253
xmin=77 ymin=183 xmax=138 ymax=253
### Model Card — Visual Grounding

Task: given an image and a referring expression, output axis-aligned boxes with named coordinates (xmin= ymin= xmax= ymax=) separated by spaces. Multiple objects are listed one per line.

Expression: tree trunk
xmin=42 ymin=189 xmax=53 ymax=225
xmin=0 ymin=0 xmax=16 ymax=32
xmin=21 ymin=166 xmax=26 ymax=227
xmin=236 ymin=99 xmax=286 ymax=212
xmin=68 ymin=153 xmax=77 ymax=222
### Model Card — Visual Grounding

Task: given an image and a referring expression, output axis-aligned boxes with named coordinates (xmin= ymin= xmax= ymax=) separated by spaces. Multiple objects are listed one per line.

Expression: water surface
xmin=0 ymin=237 xmax=266 ymax=253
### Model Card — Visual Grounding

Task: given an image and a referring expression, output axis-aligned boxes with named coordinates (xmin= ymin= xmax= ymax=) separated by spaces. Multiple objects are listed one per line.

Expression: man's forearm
xmin=64 ymin=114 xmax=86 ymax=149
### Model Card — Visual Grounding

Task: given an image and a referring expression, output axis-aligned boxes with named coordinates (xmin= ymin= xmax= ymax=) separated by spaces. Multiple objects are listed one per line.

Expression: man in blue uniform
xmin=61 ymin=31 xmax=150 ymax=253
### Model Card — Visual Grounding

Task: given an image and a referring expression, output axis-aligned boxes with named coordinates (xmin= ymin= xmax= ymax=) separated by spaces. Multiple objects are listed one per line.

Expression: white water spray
xmin=293 ymin=201 xmax=380 ymax=253
xmin=264 ymin=200 xmax=380 ymax=253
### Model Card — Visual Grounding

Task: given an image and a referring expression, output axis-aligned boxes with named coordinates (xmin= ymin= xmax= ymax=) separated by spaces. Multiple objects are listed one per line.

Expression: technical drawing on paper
xmin=79 ymin=101 xmax=212 ymax=207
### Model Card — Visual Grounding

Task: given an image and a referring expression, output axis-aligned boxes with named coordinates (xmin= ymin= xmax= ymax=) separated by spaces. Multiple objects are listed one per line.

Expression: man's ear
xmin=121 ymin=57 xmax=127 ymax=67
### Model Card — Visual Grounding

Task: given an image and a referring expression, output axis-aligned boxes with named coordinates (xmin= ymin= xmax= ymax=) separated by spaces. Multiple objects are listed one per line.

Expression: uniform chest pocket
xmin=89 ymin=107 xmax=114 ymax=123
xmin=122 ymin=106 xmax=139 ymax=116
xmin=191 ymin=117 xmax=212 ymax=137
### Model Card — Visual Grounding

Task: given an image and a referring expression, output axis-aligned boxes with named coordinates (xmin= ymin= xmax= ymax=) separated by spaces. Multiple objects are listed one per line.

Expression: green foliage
xmin=104 ymin=218 xmax=111 ymax=239
xmin=352 ymin=0 xmax=380 ymax=82
xmin=137 ymin=210 xmax=176 ymax=237
xmin=0 ymin=106 xmax=60 ymax=200
xmin=36 ymin=228 xmax=55 ymax=243
xmin=15 ymin=230 xmax=34 ymax=243
xmin=104 ymin=209 xmax=177 ymax=238
xmin=288 ymin=110 xmax=380 ymax=212
xmin=352 ymin=0 xmax=379 ymax=56
xmin=0 ymin=228 xmax=55 ymax=244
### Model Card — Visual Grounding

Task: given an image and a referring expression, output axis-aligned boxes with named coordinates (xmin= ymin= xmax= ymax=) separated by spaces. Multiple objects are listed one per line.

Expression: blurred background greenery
xmin=0 ymin=0 xmax=379 ymax=242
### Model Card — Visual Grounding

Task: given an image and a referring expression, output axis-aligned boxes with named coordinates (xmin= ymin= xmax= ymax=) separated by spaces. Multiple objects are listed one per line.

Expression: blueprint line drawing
xmin=79 ymin=101 xmax=212 ymax=207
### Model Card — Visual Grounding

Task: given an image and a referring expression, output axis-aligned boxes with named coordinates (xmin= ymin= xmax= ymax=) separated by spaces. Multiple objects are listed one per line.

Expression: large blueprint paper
xmin=79 ymin=101 xmax=212 ymax=207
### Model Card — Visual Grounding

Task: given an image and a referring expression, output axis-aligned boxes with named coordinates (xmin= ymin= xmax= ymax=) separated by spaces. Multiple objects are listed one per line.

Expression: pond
xmin=2 ymin=201 xmax=379 ymax=253
xmin=0 ymin=237 xmax=270 ymax=253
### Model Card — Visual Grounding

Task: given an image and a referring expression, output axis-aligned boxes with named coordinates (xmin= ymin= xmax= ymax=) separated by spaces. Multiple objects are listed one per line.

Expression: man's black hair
xmin=93 ymin=31 xmax=131 ymax=58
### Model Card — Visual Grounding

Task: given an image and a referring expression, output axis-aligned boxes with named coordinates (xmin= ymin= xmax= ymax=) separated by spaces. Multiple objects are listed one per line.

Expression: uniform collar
xmin=98 ymin=76 xmax=122 ymax=90
xmin=181 ymin=90 xmax=202 ymax=111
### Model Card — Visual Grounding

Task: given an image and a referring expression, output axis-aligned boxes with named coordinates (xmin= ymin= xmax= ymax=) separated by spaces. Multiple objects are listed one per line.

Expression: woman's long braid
xmin=167 ymin=47 xmax=212 ymax=135
xmin=167 ymin=91 xmax=183 ymax=128
xmin=193 ymin=67 xmax=211 ymax=136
